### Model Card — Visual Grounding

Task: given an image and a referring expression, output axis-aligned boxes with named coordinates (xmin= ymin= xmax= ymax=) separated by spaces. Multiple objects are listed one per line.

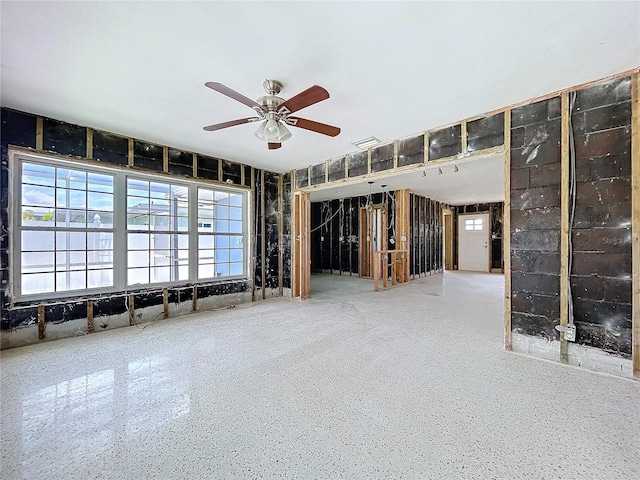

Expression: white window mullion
xmin=188 ymin=184 xmax=198 ymax=282
xmin=113 ymin=170 xmax=127 ymax=291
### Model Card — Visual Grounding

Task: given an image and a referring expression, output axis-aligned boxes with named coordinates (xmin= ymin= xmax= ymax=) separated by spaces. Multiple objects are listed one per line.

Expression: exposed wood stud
xmin=192 ymin=285 xmax=198 ymax=312
xmin=128 ymin=138 xmax=134 ymax=167
xmin=292 ymin=193 xmax=300 ymax=297
xmin=86 ymin=128 xmax=93 ymax=159
xmin=87 ymin=300 xmax=94 ymax=333
xmin=302 ymin=192 xmax=311 ymax=299
xmin=393 ymin=140 xmax=398 ymax=169
xmin=424 ymin=132 xmax=429 ymax=163
xmin=503 ymin=109 xmax=512 ymax=351
xmin=278 ymin=173 xmax=284 ymax=296
xmin=251 ymin=167 xmax=257 ymax=302
xmin=631 ymin=72 xmax=640 ymax=376
xmin=560 ymin=93 xmax=570 ymax=362
xmin=163 ymin=287 xmax=169 ymax=319
xmin=163 ymin=146 xmax=169 ymax=172
xmin=38 ymin=305 xmax=45 ymax=339
xmin=461 ymin=120 xmax=468 ymax=154
xmin=241 ymin=163 xmax=245 ymax=186
xmin=261 ymin=169 xmax=266 ymax=299
xmin=218 ymin=158 xmax=223 ymax=181
xmin=192 ymin=153 xmax=198 ymax=177
xmin=36 ymin=117 xmax=43 ymax=150
xmin=128 ymin=294 xmax=135 ymax=326
xmin=367 ymin=148 xmax=372 ymax=174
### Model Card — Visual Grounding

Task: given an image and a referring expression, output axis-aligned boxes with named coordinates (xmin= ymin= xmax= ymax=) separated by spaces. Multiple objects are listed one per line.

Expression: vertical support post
xmin=163 ymin=146 xmax=169 ymax=173
xmin=292 ymin=191 xmax=311 ymax=299
xmin=560 ymin=93 xmax=570 ymax=362
xmin=424 ymin=132 xmax=429 ymax=163
xmin=87 ymin=299 xmax=94 ymax=333
xmin=461 ymin=120 xmax=468 ymax=154
xmin=86 ymin=128 xmax=93 ymax=159
xmin=251 ymin=167 xmax=257 ymax=301
xmin=192 ymin=285 xmax=198 ymax=312
xmin=395 ymin=189 xmax=411 ymax=283
xmin=37 ymin=305 xmax=45 ymax=339
xmin=359 ymin=207 xmax=369 ymax=277
xmin=260 ymin=169 xmax=266 ymax=299
xmin=36 ymin=117 xmax=43 ymax=150
xmin=192 ymin=153 xmax=198 ymax=178
xmin=632 ymin=73 xmax=640 ymax=376
xmin=128 ymin=294 xmax=135 ymax=326
xmin=393 ymin=140 xmax=398 ymax=170
xmin=302 ymin=192 xmax=311 ymax=299
xmin=163 ymin=287 xmax=169 ymax=319
xmin=391 ymin=252 xmax=397 ymax=286
xmin=128 ymin=138 xmax=134 ymax=167
xmin=504 ymin=109 xmax=512 ymax=351
xmin=278 ymin=173 xmax=284 ymax=296
xmin=373 ymin=251 xmax=380 ymax=292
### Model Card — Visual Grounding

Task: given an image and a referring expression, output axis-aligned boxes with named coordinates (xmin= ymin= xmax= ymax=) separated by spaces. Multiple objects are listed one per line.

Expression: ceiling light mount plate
xmin=353 ymin=136 xmax=381 ymax=149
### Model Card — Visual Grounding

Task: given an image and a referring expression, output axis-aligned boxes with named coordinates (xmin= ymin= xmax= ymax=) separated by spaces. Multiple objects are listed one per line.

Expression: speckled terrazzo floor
xmin=1 ymin=272 xmax=638 ymax=479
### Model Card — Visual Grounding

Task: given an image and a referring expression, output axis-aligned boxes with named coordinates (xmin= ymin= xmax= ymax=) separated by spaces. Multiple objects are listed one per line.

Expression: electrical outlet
xmin=565 ymin=324 xmax=576 ymax=342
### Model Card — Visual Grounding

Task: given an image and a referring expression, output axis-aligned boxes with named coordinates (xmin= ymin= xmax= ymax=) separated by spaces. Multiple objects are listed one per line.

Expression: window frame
xmin=10 ymin=150 xmax=250 ymax=303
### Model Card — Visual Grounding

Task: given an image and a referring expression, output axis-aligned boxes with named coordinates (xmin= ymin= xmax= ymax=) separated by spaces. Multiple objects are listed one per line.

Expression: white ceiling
xmin=309 ymin=152 xmax=505 ymax=205
xmin=1 ymin=1 xmax=638 ymax=204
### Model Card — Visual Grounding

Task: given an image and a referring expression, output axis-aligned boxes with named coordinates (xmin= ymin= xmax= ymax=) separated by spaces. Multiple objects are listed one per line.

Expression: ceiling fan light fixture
xmin=264 ymin=118 xmax=280 ymax=140
xmin=254 ymin=120 xmax=269 ymax=141
xmin=277 ymin=122 xmax=292 ymax=142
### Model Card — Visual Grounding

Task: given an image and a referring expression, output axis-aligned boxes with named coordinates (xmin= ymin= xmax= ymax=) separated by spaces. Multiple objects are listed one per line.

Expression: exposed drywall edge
xmin=511 ymin=333 xmax=634 ymax=379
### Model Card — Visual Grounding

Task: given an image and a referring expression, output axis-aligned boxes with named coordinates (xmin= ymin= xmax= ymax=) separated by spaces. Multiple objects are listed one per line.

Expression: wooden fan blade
xmin=205 ymin=82 xmax=263 ymax=110
xmin=288 ymin=117 xmax=341 ymax=137
xmin=203 ymin=117 xmax=258 ymax=131
xmin=268 ymin=142 xmax=282 ymax=150
xmin=277 ymin=85 xmax=329 ymax=115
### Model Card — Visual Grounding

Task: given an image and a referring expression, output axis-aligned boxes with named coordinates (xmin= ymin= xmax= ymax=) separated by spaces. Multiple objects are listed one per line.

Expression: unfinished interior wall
xmin=570 ymin=77 xmax=632 ymax=355
xmin=408 ymin=194 xmax=445 ymax=278
xmin=509 ymin=75 xmax=634 ymax=361
xmin=310 ymin=193 xmax=391 ymax=275
xmin=0 ymin=108 xmax=290 ymax=348
xmin=510 ymin=97 xmax=562 ymax=339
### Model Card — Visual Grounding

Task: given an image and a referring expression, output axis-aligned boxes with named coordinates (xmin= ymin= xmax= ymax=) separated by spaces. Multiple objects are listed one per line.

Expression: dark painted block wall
xmin=0 ymin=107 xmax=290 ymax=342
xmin=409 ymin=194 xmax=445 ymax=277
xmin=510 ymin=97 xmax=562 ymax=340
xmin=570 ymin=77 xmax=632 ymax=356
xmin=310 ymin=196 xmax=365 ymax=275
xmin=310 ymin=192 xmax=399 ymax=275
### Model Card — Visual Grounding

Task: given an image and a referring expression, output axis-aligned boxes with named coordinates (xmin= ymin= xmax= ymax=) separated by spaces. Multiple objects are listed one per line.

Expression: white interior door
xmin=458 ymin=213 xmax=489 ymax=272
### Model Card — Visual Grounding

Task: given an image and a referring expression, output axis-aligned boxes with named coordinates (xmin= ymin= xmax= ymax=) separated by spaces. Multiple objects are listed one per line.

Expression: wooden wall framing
xmin=292 ymin=191 xmax=311 ymax=299
xmin=503 ymin=109 xmax=512 ymax=351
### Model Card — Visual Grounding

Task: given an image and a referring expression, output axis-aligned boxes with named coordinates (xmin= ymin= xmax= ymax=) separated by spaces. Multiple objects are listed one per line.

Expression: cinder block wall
xmin=570 ymin=78 xmax=632 ymax=354
xmin=510 ymin=97 xmax=562 ymax=339
xmin=509 ymin=76 xmax=634 ymax=359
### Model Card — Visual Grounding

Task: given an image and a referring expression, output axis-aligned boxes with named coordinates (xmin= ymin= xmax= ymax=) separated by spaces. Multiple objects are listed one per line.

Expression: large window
xmin=12 ymin=153 xmax=248 ymax=301
xmin=197 ymin=188 xmax=244 ymax=279
xmin=126 ymin=179 xmax=190 ymax=285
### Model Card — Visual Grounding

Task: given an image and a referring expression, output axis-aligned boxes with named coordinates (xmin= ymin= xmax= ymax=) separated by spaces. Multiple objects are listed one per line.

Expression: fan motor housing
xmin=257 ymin=95 xmax=285 ymax=111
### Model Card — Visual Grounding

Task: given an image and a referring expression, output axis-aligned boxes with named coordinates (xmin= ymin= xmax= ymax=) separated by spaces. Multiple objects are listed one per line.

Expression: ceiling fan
xmin=203 ymin=79 xmax=340 ymax=150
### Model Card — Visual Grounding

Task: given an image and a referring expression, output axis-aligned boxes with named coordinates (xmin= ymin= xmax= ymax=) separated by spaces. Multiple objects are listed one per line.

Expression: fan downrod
xmin=263 ymin=79 xmax=283 ymax=95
